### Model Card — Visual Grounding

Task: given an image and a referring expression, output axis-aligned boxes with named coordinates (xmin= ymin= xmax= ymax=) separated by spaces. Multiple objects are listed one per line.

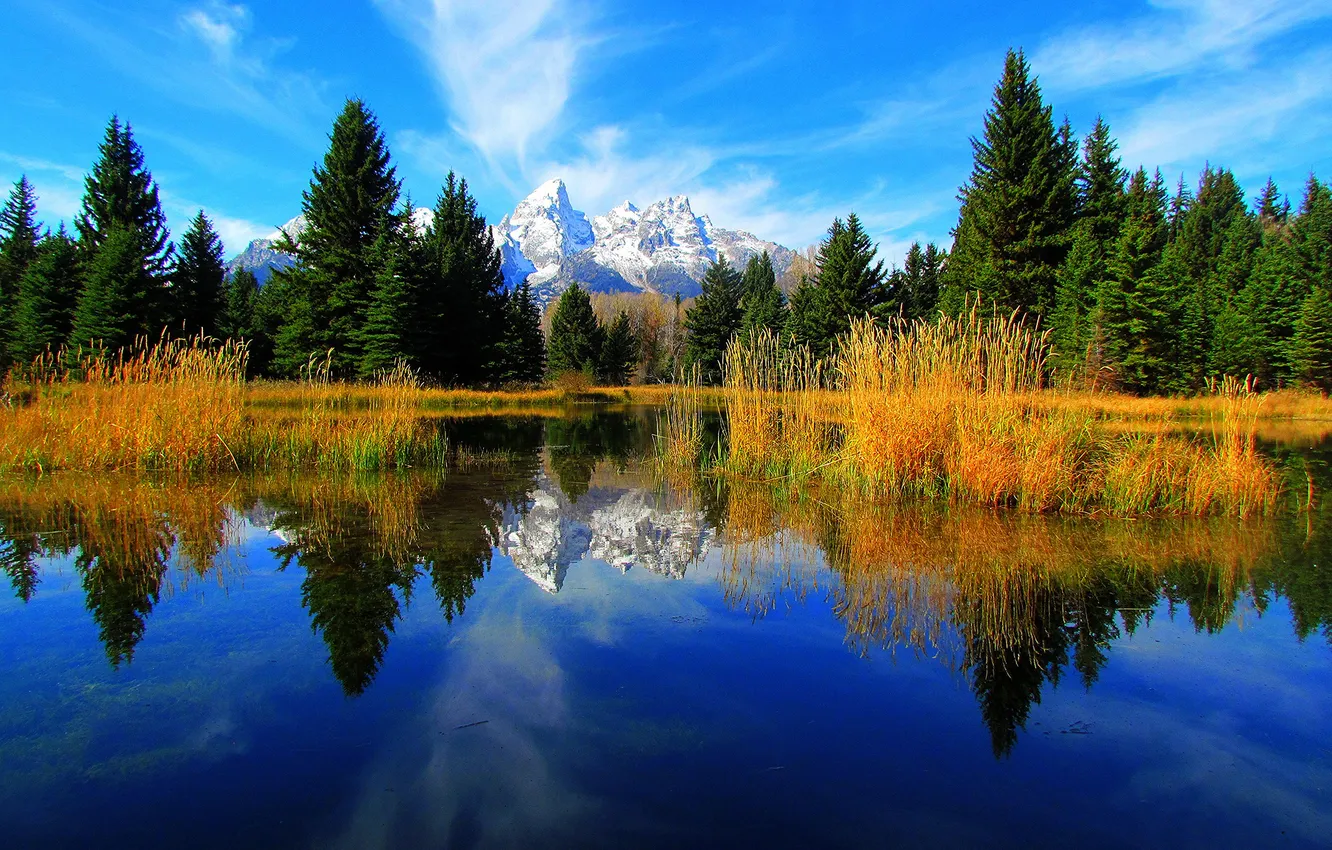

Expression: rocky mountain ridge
xmin=226 ymin=180 xmax=793 ymax=303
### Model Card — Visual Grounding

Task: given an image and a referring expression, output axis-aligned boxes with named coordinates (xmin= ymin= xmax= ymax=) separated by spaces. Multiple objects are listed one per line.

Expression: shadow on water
xmin=1 ymin=411 xmax=1330 ymax=755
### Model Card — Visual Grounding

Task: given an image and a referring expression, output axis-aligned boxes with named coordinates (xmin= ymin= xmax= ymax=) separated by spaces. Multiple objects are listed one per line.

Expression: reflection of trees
xmin=713 ymin=482 xmax=1315 ymax=757
xmin=0 ymin=480 xmax=225 ymax=666
xmin=263 ymin=464 xmax=539 ymax=695
xmin=545 ymin=412 xmax=653 ymax=502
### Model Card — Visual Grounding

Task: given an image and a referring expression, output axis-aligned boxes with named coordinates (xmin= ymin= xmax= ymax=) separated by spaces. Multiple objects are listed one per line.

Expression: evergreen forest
xmin=1 ymin=50 xmax=1329 ymax=395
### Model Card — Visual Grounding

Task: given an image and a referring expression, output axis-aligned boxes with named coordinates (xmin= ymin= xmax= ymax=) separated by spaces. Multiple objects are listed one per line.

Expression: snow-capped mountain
xmin=496 ymin=180 xmax=795 ymax=303
xmin=225 ymin=215 xmax=304 ymax=284
xmin=225 ymin=180 xmax=791 ymax=303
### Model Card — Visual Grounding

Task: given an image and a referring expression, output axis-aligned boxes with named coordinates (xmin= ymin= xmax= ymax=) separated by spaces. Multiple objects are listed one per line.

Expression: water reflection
xmin=2 ymin=412 xmax=1331 ymax=757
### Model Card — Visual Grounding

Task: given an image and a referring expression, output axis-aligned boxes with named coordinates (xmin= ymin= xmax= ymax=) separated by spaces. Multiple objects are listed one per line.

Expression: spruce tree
xmin=942 ymin=49 xmax=1078 ymax=315
xmin=1052 ymin=117 xmax=1127 ymax=374
xmin=547 ymin=283 xmax=602 ymax=377
xmin=891 ymin=241 xmax=946 ymax=322
xmin=1291 ymin=287 xmax=1332 ymax=392
xmin=220 ymin=268 xmax=259 ymax=342
xmin=599 ymin=311 xmax=639 ymax=385
xmin=0 ymin=176 xmax=42 ymax=364
xmin=419 ymin=172 xmax=506 ymax=384
xmin=683 ymin=256 xmax=743 ymax=384
xmin=170 ymin=210 xmax=227 ymax=337
xmin=1096 ymin=169 xmax=1169 ymax=392
xmin=497 ymin=278 xmax=546 ymax=383
xmin=1255 ymin=177 xmax=1289 ymax=230
xmin=356 ymin=217 xmax=417 ymax=379
xmin=70 ymin=225 xmax=152 ymax=353
xmin=12 ymin=226 xmax=79 ymax=361
xmin=74 ymin=117 xmax=173 ymax=336
xmin=787 ymin=215 xmax=888 ymax=359
xmin=738 ymin=251 xmax=786 ymax=339
xmin=273 ymin=99 xmax=400 ymax=377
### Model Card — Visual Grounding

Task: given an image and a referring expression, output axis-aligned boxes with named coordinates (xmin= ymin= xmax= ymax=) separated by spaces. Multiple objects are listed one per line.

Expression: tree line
xmin=4 ymin=52 xmax=1328 ymax=393
xmin=0 ymin=101 xmax=546 ymax=384
xmin=649 ymin=49 xmax=1332 ymax=393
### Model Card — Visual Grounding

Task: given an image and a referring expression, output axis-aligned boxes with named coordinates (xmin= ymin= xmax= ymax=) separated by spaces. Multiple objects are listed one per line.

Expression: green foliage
xmin=0 ymin=176 xmax=43 ymax=363
xmin=739 ymin=251 xmax=786 ymax=339
xmin=787 ymin=215 xmax=887 ymax=360
xmin=600 ymin=310 xmax=639 ymax=384
xmin=684 ymin=256 xmax=743 ymax=383
xmin=890 ymin=242 xmax=945 ymax=322
xmin=1051 ymin=118 xmax=1126 ymax=376
xmin=273 ymin=99 xmax=400 ymax=377
xmin=497 ymin=279 xmax=546 ymax=383
xmin=942 ymin=49 xmax=1078 ymax=315
xmin=1291 ymin=287 xmax=1332 ymax=392
xmin=418 ymin=173 xmax=507 ymax=384
xmin=220 ymin=268 xmax=259 ymax=342
xmin=170 ymin=211 xmax=226 ymax=337
xmin=12 ymin=226 xmax=80 ymax=361
xmin=70 ymin=225 xmax=155 ymax=353
xmin=547 ymin=283 xmax=603 ymax=377
xmin=355 ymin=217 xmax=418 ymax=379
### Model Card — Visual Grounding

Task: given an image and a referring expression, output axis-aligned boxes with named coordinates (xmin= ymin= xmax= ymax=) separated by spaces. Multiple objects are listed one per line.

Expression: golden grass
xmin=704 ymin=311 xmax=1284 ymax=517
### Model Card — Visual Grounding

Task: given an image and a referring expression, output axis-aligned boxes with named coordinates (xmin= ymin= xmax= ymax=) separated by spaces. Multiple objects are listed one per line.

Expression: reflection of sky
xmin=1 ymin=517 xmax=1330 ymax=848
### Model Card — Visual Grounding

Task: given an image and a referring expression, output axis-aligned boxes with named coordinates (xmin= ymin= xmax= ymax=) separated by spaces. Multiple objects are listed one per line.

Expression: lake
xmin=1 ymin=411 xmax=1329 ymax=848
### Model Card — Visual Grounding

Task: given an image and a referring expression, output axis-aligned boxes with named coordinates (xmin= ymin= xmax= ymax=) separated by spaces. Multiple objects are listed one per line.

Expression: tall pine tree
xmin=418 ymin=173 xmax=507 ymax=384
xmin=787 ymin=215 xmax=887 ymax=359
xmin=273 ymin=99 xmax=400 ymax=377
xmin=599 ymin=311 xmax=639 ymax=385
xmin=497 ymin=279 xmax=546 ymax=383
xmin=683 ymin=256 xmax=743 ymax=384
xmin=1051 ymin=117 xmax=1127 ymax=374
xmin=170 ymin=211 xmax=227 ymax=337
xmin=942 ymin=50 xmax=1078 ymax=316
xmin=74 ymin=117 xmax=173 ymax=339
xmin=738 ymin=251 xmax=786 ymax=340
xmin=220 ymin=268 xmax=259 ymax=343
xmin=355 ymin=213 xmax=418 ymax=379
xmin=12 ymin=225 xmax=79 ymax=362
xmin=547 ymin=283 xmax=603 ymax=377
xmin=0 ymin=176 xmax=42 ymax=364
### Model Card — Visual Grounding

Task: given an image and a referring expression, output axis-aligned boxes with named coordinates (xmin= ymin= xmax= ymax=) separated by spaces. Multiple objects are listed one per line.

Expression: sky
xmin=1 ymin=0 xmax=1330 ymax=264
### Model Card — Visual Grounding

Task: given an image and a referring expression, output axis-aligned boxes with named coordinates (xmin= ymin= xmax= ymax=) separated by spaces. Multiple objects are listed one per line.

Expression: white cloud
xmin=1116 ymin=51 xmax=1332 ymax=179
xmin=375 ymin=0 xmax=582 ymax=173
xmin=180 ymin=2 xmax=249 ymax=63
xmin=1033 ymin=0 xmax=1332 ymax=91
xmin=40 ymin=2 xmax=328 ymax=144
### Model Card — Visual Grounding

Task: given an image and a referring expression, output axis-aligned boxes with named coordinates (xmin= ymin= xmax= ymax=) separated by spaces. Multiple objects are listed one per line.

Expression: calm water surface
xmin=1 ymin=413 xmax=1329 ymax=848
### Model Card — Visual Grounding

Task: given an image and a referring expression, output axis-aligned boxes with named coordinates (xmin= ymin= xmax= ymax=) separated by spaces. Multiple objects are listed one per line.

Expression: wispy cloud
xmin=375 ymin=0 xmax=584 ymax=175
xmin=1116 ymin=49 xmax=1332 ymax=184
xmin=39 ymin=1 xmax=328 ymax=144
xmin=1033 ymin=0 xmax=1332 ymax=91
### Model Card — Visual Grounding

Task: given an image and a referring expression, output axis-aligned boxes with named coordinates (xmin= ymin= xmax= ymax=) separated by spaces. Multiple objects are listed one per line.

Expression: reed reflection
xmin=713 ymin=482 xmax=1332 ymax=756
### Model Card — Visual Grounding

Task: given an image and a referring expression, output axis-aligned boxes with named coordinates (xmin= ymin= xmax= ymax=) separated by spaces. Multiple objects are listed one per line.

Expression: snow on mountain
xmin=499 ymin=181 xmax=796 ymax=303
xmin=499 ymin=471 xmax=714 ymax=593
xmin=224 ymin=179 xmax=792 ymax=304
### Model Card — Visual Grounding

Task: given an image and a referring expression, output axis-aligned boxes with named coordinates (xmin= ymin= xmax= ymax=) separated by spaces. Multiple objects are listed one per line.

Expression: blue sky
xmin=2 ymin=0 xmax=1330 ymax=263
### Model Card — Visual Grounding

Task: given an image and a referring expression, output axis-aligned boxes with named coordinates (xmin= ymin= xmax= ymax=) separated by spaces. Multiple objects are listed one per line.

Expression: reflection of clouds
xmin=325 ymin=603 xmax=603 ymax=849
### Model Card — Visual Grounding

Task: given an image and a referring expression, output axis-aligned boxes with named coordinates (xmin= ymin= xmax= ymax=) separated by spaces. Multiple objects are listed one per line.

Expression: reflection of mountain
xmin=500 ymin=472 xmax=714 ymax=593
